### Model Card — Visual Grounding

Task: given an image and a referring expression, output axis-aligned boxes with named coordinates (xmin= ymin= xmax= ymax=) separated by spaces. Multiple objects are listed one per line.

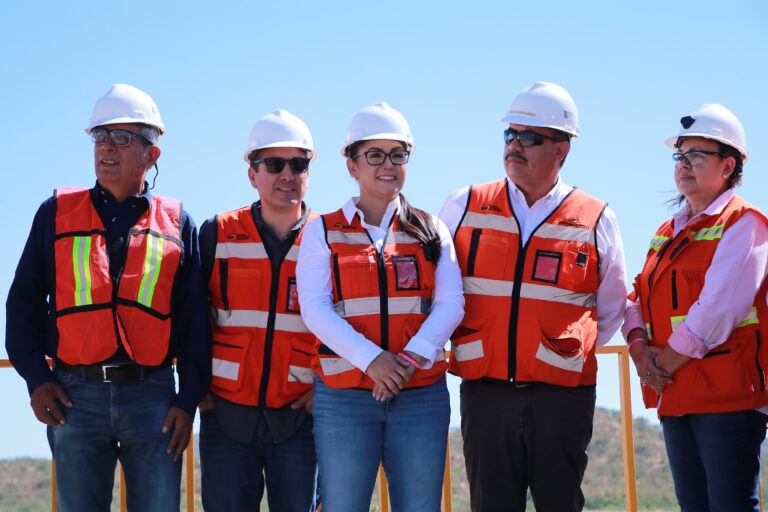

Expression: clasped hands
xmin=365 ymin=351 xmax=427 ymax=401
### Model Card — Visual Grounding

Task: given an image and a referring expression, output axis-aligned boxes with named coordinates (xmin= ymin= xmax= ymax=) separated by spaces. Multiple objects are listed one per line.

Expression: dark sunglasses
xmin=251 ymin=157 xmax=310 ymax=174
xmin=91 ymin=128 xmax=152 ymax=147
xmin=503 ymin=128 xmax=566 ymax=147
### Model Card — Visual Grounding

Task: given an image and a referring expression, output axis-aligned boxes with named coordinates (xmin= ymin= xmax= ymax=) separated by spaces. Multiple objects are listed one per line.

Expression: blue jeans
xmin=46 ymin=367 xmax=181 ymax=512
xmin=662 ymin=409 xmax=767 ymax=511
xmin=313 ymin=376 xmax=450 ymax=512
xmin=199 ymin=408 xmax=317 ymax=512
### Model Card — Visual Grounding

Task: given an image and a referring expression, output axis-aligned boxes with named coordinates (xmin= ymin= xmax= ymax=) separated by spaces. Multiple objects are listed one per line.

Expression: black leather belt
xmin=54 ymin=360 xmax=171 ymax=383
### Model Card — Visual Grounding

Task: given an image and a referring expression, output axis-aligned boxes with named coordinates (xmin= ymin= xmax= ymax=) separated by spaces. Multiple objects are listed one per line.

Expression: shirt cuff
xmin=621 ymin=306 xmax=646 ymax=342
xmin=352 ymin=343 xmax=385 ymax=374
xmin=668 ymin=322 xmax=709 ymax=359
xmin=403 ymin=335 xmax=443 ymax=370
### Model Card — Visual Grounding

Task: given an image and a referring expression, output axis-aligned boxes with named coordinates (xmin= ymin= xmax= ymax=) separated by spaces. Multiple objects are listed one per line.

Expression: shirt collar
xmin=506 ymin=175 xmax=566 ymax=206
xmin=342 ymin=196 xmax=401 ymax=230
xmin=92 ymin=181 xmax=152 ymax=206
xmin=252 ymin=200 xmax=310 ymax=236
xmin=673 ymin=188 xmax=735 ymax=229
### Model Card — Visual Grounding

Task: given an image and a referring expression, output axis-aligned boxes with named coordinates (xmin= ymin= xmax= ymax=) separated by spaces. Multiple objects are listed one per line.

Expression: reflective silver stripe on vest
xmin=460 ymin=212 xmax=519 ymax=234
xmin=214 ymin=309 xmax=309 ymax=333
xmin=319 ymin=357 xmax=356 ymax=376
xmin=535 ymin=342 xmax=584 ymax=372
xmin=333 ymin=296 xmax=431 ymax=318
xmin=451 ymin=339 xmax=484 ymax=361
xmin=388 ymin=231 xmax=420 ymax=244
xmin=326 ymin=231 xmax=371 ymax=245
xmin=287 ymin=365 xmax=314 ymax=383
xmin=212 ymin=358 xmax=240 ymax=381
xmin=519 ymin=283 xmax=596 ymax=308
xmin=285 ymin=245 xmax=300 ymax=261
xmin=463 ymin=277 xmax=515 ymax=296
xmin=532 ymin=223 xmax=593 ymax=243
xmin=215 ymin=242 xmax=268 ymax=260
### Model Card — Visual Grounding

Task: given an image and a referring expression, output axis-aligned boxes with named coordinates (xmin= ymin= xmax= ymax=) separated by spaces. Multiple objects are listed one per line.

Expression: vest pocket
xmin=286 ymin=337 xmax=315 ymax=387
xmin=450 ymin=319 xmax=493 ymax=379
xmin=683 ymin=334 xmax=757 ymax=406
xmin=533 ymin=316 xmax=596 ymax=384
xmin=211 ymin=332 xmax=249 ymax=392
xmin=335 ymin=253 xmax=378 ymax=298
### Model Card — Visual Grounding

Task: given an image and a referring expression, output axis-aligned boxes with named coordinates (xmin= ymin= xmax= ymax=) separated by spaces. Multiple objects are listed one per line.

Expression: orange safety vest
xmin=314 ymin=209 xmax=447 ymax=390
xmin=450 ymin=179 xmax=605 ymax=386
xmin=632 ymin=195 xmax=768 ymax=415
xmin=207 ymin=206 xmax=317 ymax=408
xmin=54 ymin=187 xmax=182 ymax=365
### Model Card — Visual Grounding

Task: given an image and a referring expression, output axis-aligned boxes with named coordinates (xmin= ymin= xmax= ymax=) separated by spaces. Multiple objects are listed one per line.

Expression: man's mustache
xmin=505 ymin=151 xmax=527 ymax=162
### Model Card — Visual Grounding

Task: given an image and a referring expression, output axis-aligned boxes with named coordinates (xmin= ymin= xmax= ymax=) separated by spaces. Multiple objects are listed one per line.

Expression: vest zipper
xmin=375 ymin=219 xmax=396 ymax=352
xmin=645 ymin=231 xmax=683 ymax=342
xmin=670 ymin=269 xmax=678 ymax=310
xmin=466 ymin=228 xmax=481 ymax=277
xmin=257 ymin=240 xmax=284 ymax=408
xmin=332 ymin=253 xmax=344 ymax=301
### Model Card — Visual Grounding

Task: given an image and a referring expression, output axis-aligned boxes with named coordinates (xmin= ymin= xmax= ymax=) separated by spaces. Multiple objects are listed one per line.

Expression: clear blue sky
xmin=2 ymin=1 xmax=766 ymax=458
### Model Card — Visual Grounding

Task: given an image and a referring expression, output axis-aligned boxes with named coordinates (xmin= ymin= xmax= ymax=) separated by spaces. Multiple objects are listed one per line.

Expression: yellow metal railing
xmin=1 ymin=346 xmax=651 ymax=511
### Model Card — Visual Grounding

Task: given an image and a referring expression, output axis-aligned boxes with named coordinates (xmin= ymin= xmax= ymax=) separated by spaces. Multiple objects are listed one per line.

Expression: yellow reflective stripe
xmin=692 ymin=224 xmax=725 ymax=241
xmin=670 ymin=315 xmax=686 ymax=332
xmin=519 ymin=282 xmax=596 ymax=308
xmin=72 ymin=236 xmax=93 ymax=306
xmin=326 ymin=231 xmax=371 ymax=245
xmin=671 ymin=307 xmax=758 ymax=333
xmin=333 ymin=296 xmax=430 ymax=318
xmin=138 ymin=234 xmax=163 ymax=308
xmin=215 ymin=242 xmax=267 ymax=260
xmin=463 ymin=277 xmax=515 ymax=296
xmin=533 ymin=223 xmax=593 ymax=243
xmin=645 ymin=322 xmax=653 ymax=340
xmin=214 ymin=309 xmax=309 ymax=332
xmin=737 ymin=307 xmax=759 ymax=328
xmin=649 ymin=235 xmax=669 ymax=252
xmin=460 ymin=212 xmax=519 ymax=234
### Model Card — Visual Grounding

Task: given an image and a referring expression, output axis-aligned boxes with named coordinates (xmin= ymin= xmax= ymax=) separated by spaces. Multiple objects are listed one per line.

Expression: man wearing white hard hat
xmin=197 ymin=110 xmax=318 ymax=511
xmin=439 ymin=82 xmax=627 ymax=511
xmin=623 ymin=104 xmax=768 ymax=510
xmin=5 ymin=84 xmax=212 ymax=511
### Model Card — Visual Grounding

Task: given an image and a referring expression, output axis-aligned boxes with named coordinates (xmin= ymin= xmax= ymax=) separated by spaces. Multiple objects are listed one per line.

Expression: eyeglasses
xmin=251 ymin=157 xmax=310 ymax=174
xmin=352 ymin=149 xmax=410 ymax=166
xmin=90 ymin=128 xmax=152 ymax=147
xmin=672 ymin=150 xmax=724 ymax=166
xmin=503 ymin=128 xmax=566 ymax=147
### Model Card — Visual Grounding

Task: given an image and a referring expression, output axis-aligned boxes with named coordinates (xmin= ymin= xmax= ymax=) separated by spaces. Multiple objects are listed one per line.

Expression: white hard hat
xmin=85 ymin=84 xmax=165 ymax=135
xmin=665 ymin=103 xmax=748 ymax=163
xmin=500 ymin=81 xmax=579 ymax=138
xmin=244 ymin=109 xmax=315 ymax=162
xmin=341 ymin=102 xmax=414 ymax=156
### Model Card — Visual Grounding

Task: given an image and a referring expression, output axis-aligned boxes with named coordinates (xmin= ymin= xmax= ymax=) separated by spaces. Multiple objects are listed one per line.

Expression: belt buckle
xmin=101 ymin=364 xmax=122 ymax=382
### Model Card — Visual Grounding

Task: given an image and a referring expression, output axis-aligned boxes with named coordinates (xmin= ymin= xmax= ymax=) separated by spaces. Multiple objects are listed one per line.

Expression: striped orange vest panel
xmin=314 ymin=209 xmax=447 ymax=390
xmin=54 ymin=187 xmax=181 ymax=365
xmin=451 ymin=179 xmax=604 ymax=386
xmin=633 ymin=195 xmax=768 ymax=415
xmin=207 ymin=206 xmax=317 ymax=408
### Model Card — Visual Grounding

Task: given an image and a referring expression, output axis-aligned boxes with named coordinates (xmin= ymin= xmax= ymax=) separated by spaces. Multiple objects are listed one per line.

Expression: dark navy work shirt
xmin=199 ymin=201 xmax=311 ymax=443
xmin=5 ymin=182 xmax=212 ymax=415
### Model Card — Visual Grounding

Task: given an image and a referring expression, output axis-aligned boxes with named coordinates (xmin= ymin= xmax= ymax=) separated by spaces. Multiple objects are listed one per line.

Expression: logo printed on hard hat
xmin=680 ymin=116 xmax=696 ymax=129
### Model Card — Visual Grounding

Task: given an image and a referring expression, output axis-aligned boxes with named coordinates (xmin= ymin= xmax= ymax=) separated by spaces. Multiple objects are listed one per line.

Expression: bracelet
xmin=397 ymin=352 xmax=422 ymax=370
xmin=627 ymin=337 xmax=647 ymax=350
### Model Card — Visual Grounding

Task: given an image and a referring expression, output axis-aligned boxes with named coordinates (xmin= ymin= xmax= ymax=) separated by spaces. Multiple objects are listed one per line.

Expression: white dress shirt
xmin=297 ymin=196 xmax=465 ymax=373
xmin=439 ymin=177 xmax=627 ymax=346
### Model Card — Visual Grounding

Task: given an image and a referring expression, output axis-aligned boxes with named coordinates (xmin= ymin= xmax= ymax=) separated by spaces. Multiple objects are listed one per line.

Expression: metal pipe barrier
xmin=5 ymin=345 xmax=757 ymax=511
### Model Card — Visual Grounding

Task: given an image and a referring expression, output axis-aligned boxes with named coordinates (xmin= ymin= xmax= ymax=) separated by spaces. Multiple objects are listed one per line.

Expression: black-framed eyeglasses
xmin=672 ymin=150 xmax=724 ymax=166
xmin=503 ymin=128 xmax=566 ymax=147
xmin=251 ymin=157 xmax=310 ymax=174
xmin=352 ymin=149 xmax=410 ymax=166
xmin=90 ymin=128 xmax=153 ymax=147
